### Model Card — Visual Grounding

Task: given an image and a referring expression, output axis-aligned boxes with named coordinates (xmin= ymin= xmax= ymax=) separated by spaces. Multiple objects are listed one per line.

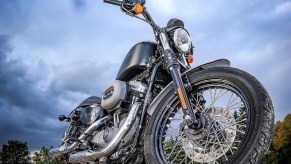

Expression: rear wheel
xmin=144 ymin=67 xmax=274 ymax=164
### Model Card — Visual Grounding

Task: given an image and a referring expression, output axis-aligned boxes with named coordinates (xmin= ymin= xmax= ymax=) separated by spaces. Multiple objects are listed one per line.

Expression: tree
xmin=0 ymin=139 xmax=31 ymax=164
xmin=263 ymin=114 xmax=291 ymax=164
xmin=32 ymin=146 xmax=61 ymax=164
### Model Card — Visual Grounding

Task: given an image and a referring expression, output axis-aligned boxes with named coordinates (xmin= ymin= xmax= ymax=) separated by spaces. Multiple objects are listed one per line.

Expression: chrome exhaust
xmin=69 ymin=102 xmax=141 ymax=163
xmin=48 ymin=116 xmax=110 ymax=158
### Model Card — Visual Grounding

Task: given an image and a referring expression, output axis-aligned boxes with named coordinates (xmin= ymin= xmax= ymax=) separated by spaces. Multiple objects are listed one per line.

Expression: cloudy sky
xmin=0 ymin=0 xmax=290 ymax=152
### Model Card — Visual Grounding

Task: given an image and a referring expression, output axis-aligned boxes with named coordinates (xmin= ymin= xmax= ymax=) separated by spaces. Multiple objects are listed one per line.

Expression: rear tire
xmin=144 ymin=67 xmax=274 ymax=164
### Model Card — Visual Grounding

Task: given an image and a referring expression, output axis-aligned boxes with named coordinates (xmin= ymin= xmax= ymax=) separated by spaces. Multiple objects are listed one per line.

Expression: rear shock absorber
xmin=59 ymin=109 xmax=82 ymax=145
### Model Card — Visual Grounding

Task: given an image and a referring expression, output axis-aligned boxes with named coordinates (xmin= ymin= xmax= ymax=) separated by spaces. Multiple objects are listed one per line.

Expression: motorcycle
xmin=48 ymin=0 xmax=275 ymax=163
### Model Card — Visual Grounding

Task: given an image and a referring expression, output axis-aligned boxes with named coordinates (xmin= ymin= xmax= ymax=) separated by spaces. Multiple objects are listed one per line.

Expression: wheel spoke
xmin=226 ymin=100 xmax=243 ymax=111
xmin=212 ymin=123 xmax=229 ymax=160
xmin=206 ymin=89 xmax=229 ymax=109
xmin=170 ymin=146 xmax=185 ymax=163
xmin=190 ymin=92 xmax=206 ymax=112
xmin=214 ymin=122 xmax=234 ymax=155
xmin=166 ymin=137 xmax=184 ymax=157
xmin=225 ymin=93 xmax=239 ymax=110
xmin=164 ymin=125 xmax=181 ymax=138
xmin=179 ymin=155 xmax=188 ymax=164
xmin=159 ymin=81 xmax=249 ymax=164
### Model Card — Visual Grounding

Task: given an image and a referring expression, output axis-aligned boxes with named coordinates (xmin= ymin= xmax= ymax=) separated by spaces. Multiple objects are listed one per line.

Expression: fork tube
xmin=159 ymin=32 xmax=197 ymax=123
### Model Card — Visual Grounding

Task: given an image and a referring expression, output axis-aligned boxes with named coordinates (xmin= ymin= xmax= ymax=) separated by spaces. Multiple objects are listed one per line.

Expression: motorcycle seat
xmin=78 ymin=96 xmax=101 ymax=107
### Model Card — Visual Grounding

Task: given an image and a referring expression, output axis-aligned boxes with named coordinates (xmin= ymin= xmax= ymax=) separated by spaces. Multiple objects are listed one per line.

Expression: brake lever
xmin=120 ymin=2 xmax=135 ymax=16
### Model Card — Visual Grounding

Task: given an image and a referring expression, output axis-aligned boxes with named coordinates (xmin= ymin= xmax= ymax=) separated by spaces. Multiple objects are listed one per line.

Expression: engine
xmin=88 ymin=80 xmax=147 ymax=162
xmin=50 ymin=80 xmax=147 ymax=163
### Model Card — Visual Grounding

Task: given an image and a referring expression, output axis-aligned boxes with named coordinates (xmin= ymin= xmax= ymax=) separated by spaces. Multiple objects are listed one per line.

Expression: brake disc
xmin=182 ymin=107 xmax=237 ymax=163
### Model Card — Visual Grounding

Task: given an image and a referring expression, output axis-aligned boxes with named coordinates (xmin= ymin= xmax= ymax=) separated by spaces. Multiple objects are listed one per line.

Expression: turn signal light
xmin=134 ymin=4 xmax=143 ymax=14
xmin=187 ymin=54 xmax=194 ymax=64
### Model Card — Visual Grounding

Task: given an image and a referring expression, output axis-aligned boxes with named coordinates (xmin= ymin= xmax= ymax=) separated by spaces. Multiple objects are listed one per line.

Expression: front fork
xmin=159 ymin=32 xmax=198 ymax=124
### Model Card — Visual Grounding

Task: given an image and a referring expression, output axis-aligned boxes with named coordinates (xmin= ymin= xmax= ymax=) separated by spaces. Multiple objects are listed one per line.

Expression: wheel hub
xmin=183 ymin=112 xmax=213 ymax=141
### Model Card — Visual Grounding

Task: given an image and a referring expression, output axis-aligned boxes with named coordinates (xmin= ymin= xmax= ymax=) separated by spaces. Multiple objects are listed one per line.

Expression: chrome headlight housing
xmin=173 ymin=28 xmax=191 ymax=53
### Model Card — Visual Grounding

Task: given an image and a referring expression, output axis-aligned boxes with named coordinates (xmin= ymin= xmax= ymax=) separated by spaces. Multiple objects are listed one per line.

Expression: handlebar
xmin=103 ymin=0 xmax=159 ymax=37
xmin=104 ymin=0 xmax=122 ymax=6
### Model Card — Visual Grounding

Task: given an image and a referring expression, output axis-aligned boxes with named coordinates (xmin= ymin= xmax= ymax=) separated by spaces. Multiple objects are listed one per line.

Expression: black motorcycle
xmin=48 ymin=0 xmax=274 ymax=163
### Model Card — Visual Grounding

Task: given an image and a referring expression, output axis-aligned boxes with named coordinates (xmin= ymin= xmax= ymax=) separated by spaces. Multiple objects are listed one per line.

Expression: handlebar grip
xmin=104 ymin=0 xmax=122 ymax=6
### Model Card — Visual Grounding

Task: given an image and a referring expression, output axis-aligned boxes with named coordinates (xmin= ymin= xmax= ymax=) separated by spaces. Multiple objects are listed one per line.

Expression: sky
xmin=0 ymin=0 xmax=290 ymax=152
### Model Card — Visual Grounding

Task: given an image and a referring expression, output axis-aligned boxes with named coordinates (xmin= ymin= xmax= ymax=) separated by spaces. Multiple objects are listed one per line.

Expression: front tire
xmin=144 ymin=67 xmax=274 ymax=164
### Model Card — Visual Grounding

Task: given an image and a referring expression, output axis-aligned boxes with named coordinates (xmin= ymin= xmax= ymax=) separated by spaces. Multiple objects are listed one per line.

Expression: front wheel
xmin=144 ymin=67 xmax=274 ymax=164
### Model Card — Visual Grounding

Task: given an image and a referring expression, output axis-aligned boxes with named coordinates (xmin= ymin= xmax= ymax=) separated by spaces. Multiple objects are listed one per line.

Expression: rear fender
xmin=146 ymin=59 xmax=231 ymax=116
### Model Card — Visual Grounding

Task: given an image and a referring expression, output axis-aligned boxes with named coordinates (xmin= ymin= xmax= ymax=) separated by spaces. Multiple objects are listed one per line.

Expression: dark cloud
xmin=0 ymin=35 xmax=12 ymax=61
xmin=0 ymin=0 xmax=33 ymax=34
xmin=0 ymin=34 xmax=66 ymax=150
xmin=53 ymin=61 xmax=119 ymax=95
xmin=0 ymin=0 xmax=117 ymax=147
xmin=0 ymin=33 xmax=116 ymax=151
xmin=72 ymin=0 xmax=87 ymax=12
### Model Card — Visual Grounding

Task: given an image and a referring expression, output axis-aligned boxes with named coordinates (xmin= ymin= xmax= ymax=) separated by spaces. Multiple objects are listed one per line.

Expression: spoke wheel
xmin=160 ymin=79 xmax=249 ymax=164
xmin=144 ymin=67 xmax=274 ymax=164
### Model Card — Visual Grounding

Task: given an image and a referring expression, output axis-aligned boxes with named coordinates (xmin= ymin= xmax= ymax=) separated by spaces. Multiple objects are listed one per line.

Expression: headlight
xmin=173 ymin=28 xmax=191 ymax=53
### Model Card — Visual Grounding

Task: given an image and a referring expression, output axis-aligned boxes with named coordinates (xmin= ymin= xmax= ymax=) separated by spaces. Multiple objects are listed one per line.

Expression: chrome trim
xmin=48 ymin=116 xmax=110 ymax=158
xmin=178 ymin=55 xmax=191 ymax=70
xmin=159 ymin=32 xmax=171 ymax=51
xmin=129 ymin=81 xmax=148 ymax=94
xmin=69 ymin=102 xmax=141 ymax=163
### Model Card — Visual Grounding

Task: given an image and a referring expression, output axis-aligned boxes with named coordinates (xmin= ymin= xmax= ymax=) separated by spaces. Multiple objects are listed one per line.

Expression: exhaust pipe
xmin=69 ymin=102 xmax=141 ymax=163
xmin=48 ymin=116 xmax=110 ymax=158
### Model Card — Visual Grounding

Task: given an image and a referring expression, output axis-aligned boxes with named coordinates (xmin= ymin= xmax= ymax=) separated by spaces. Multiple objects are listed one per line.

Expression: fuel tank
xmin=116 ymin=41 xmax=157 ymax=81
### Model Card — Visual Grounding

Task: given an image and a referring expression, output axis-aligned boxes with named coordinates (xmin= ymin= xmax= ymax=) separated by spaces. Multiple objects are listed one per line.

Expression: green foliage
xmin=262 ymin=114 xmax=291 ymax=164
xmin=163 ymin=137 xmax=188 ymax=163
xmin=0 ymin=139 xmax=31 ymax=164
xmin=32 ymin=146 xmax=61 ymax=164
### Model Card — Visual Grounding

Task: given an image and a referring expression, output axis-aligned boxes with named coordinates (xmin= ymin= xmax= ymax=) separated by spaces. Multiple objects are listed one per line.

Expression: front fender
xmin=146 ymin=59 xmax=231 ymax=116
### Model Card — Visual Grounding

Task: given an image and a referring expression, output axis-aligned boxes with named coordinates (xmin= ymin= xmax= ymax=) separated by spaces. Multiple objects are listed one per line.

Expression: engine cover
xmin=90 ymin=127 xmax=117 ymax=148
xmin=101 ymin=80 xmax=127 ymax=111
xmin=101 ymin=80 xmax=148 ymax=113
xmin=89 ymin=117 xmax=140 ymax=149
